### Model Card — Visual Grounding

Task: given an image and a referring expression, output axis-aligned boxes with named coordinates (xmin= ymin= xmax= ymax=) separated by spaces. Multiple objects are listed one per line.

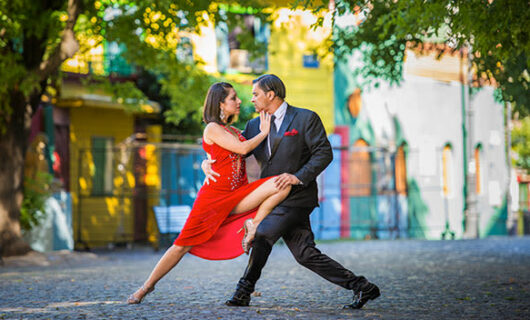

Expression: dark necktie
xmin=268 ymin=115 xmax=277 ymax=158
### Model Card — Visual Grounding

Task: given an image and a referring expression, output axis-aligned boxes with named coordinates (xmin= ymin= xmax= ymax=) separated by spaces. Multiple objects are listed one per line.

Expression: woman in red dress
xmin=127 ymin=82 xmax=291 ymax=304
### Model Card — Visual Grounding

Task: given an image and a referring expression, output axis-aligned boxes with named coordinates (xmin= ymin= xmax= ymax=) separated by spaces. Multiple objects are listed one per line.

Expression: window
xmin=92 ymin=137 xmax=114 ymax=195
xmin=395 ymin=145 xmax=407 ymax=195
xmin=176 ymin=37 xmax=193 ymax=63
xmin=216 ymin=14 xmax=268 ymax=74
xmin=302 ymin=54 xmax=319 ymax=68
xmin=442 ymin=144 xmax=453 ymax=197
xmin=349 ymin=139 xmax=371 ymax=196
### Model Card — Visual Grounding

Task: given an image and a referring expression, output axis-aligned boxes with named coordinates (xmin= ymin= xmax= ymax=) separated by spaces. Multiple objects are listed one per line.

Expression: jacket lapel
xmin=269 ymin=105 xmax=296 ymax=159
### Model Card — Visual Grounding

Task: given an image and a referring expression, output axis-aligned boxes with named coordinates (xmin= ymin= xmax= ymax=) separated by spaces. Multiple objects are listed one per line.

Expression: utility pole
xmin=505 ymin=101 xmax=516 ymax=234
xmin=463 ymin=46 xmax=479 ymax=239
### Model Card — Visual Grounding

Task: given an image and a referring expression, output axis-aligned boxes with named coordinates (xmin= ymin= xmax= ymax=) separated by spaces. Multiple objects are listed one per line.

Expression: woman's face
xmin=220 ymin=88 xmax=241 ymax=118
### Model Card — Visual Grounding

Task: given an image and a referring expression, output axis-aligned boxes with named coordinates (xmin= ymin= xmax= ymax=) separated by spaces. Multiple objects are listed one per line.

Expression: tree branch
xmin=36 ymin=0 xmax=81 ymax=81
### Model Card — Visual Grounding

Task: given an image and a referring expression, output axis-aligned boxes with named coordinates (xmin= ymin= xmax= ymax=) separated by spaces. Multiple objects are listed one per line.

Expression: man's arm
xmin=293 ymin=112 xmax=333 ymax=185
xmin=273 ymin=111 xmax=332 ymax=190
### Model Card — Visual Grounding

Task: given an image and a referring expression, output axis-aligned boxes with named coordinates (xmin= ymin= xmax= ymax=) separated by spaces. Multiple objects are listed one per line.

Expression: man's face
xmin=251 ymin=83 xmax=270 ymax=113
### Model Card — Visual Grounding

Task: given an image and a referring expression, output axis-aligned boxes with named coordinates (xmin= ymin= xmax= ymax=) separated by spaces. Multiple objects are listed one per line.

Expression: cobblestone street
xmin=1 ymin=237 xmax=529 ymax=319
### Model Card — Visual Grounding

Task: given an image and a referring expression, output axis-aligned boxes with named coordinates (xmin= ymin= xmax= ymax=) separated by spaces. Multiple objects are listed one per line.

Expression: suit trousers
xmin=235 ymin=206 xmax=369 ymax=294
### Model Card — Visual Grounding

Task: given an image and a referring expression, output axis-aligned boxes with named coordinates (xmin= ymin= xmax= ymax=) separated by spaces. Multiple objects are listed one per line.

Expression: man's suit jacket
xmin=243 ymin=104 xmax=332 ymax=208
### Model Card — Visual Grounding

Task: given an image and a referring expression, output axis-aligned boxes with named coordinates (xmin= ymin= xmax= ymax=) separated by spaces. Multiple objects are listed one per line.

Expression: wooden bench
xmin=153 ymin=205 xmax=191 ymax=249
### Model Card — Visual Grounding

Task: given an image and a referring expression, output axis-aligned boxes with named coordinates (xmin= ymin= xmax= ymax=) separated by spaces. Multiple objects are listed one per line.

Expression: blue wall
xmin=160 ymin=150 xmax=206 ymax=207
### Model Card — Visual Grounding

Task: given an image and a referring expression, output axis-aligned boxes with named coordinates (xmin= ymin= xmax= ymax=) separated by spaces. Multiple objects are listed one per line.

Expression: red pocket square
xmin=284 ymin=129 xmax=298 ymax=136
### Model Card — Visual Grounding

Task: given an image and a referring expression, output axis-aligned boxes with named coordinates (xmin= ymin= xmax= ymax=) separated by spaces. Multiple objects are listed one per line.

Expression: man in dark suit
xmin=204 ymin=74 xmax=380 ymax=309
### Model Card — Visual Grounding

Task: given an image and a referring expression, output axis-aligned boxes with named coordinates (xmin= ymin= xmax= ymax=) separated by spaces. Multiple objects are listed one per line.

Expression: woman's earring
xmin=220 ymin=109 xmax=226 ymax=122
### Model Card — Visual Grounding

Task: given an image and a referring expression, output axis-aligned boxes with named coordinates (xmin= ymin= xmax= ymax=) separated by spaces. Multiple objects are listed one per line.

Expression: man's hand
xmin=274 ymin=173 xmax=301 ymax=190
xmin=201 ymin=159 xmax=220 ymax=185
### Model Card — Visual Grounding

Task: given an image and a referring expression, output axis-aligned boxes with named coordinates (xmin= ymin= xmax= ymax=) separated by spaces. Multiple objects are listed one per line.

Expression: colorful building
xmin=32 ymin=2 xmax=511 ymax=250
xmin=191 ymin=3 xmax=510 ymax=240
xmin=30 ymin=37 xmax=163 ymax=249
xmin=54 ymin=81 xmax=160 ymax=248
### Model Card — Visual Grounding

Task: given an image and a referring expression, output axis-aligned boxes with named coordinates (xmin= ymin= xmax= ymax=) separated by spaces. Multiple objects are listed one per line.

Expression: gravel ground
xmin=1 ymin=237 xmax=529 ymax=319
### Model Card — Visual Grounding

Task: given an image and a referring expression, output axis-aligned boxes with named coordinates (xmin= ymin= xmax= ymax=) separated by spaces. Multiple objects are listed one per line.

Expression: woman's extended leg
xmin=231 ymin=178 xmax=291 ymax=224
xmin=231 ymin=178 xmax=291 ymax=252
xmin=128 ymin=244 xmax=192 ymax=304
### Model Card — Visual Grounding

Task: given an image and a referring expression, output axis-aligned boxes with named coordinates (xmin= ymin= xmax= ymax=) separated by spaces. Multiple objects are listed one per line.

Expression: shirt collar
xmin=273 ymin=101 xmax=288 ymax=120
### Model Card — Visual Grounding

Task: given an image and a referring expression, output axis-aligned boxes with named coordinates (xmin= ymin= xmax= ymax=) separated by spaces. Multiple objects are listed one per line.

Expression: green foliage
xmin=0 ymin=0 xmax=71 ymax=132
xmin=20 ymin=171 xmax=53 ymax=231
xmin=160 ymin=63 xmax=215 ymax=127
xmin=135 ymin=70 xmax=257 ymax=137
xmin=0 ymin=0 xmax=271 ymax=134
xmin=512 ymin=117 xmax=530 ymax=171
xmin=79 ymin=75 xmax=149 ymax=112
xmin=97 ymin=0 xmax=270 ymax=127
xmin=134 ymin=69 xmax=203 ymax=137
xmin=309 ymin=0 xmax=529 ymax=114
xmin=0 ymin=52 xmax=19 ymax=134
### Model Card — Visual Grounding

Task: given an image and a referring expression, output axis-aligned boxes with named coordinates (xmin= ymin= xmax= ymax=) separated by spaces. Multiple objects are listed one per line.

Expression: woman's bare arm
xmin=204 ymin=111 xmax=271 ymax=155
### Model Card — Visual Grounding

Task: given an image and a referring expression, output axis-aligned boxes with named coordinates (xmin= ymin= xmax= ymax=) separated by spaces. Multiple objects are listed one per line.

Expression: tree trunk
xmin=0 ymin=90 xmax=32 ymax=256
xmin=0 ymin=0 xmax=82 ymax=257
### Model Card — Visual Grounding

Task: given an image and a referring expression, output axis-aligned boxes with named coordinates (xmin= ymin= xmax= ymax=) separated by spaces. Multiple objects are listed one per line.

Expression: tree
xmin=305 ymin=0 xmax=529 ymax=115
xmin=512 ymin=117 xmax=530 ymax=172
xmin=136 ymin=69 xmax=257 ymax=138
xmin=0 ymin=0 xmax=268 ymax=256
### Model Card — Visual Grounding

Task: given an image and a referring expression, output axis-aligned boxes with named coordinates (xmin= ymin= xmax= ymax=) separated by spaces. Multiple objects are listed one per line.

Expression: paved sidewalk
xmin=1 ymin=237 xmax=529 ymax=319
xmin=2 ymin=250 xmax=100 ymax=268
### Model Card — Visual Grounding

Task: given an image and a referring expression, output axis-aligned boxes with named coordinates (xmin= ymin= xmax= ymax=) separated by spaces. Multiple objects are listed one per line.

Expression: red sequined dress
xmin=173 ymin=126 xmax=272 ymax=260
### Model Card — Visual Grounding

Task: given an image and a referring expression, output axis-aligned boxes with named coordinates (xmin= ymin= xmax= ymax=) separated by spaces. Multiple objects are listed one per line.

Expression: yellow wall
xmin=189 ymin=6 xmax=335 ymax=133
xmin=69 ymin=106 xmax=135 ymax=247
xmin=268 ymin=8 xmax=334 ymax=133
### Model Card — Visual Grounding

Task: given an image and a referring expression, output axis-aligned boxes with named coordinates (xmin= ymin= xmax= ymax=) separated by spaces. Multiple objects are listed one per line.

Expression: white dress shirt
xmin=267 ymin=101 xmax=288 ymax=156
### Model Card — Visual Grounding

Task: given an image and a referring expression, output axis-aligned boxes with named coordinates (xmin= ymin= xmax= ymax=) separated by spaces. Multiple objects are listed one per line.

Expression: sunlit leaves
xmin=320 ymin=0 xmax=528 ymax=113
xmin=512 ymin=117 xmax=530 ymax=171
xmin=97 ymin=0 xmax=270 ymax=127
xmin=1 ymin=0 xmax=271 ymax=134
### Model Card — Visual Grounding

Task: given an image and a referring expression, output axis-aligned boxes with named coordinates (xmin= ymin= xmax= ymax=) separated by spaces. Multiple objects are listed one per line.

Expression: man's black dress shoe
xmin=344 ymin=283 xmax=380 ymax=309
xmin=225 ymin=291 xmax=251 ymax=307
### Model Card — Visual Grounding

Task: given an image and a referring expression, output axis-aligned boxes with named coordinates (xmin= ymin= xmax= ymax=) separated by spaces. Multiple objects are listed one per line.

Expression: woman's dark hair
xmin=253 ymin=74 xmax=286 ymax=100
xmin=203 ymin=82 xmax=235 ymax=125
